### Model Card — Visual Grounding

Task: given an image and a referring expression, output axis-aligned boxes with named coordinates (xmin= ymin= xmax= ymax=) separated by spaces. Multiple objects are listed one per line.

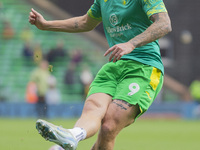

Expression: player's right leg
xmin=36 ymin=93 xmax=112 ymax=150
xmin=73 ymin=93 xmax=112 ymax=138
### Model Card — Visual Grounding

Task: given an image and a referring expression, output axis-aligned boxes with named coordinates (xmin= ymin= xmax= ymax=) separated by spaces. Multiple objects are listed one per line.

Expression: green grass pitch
xmin=0 ymin=118 xmax=200 ymax=150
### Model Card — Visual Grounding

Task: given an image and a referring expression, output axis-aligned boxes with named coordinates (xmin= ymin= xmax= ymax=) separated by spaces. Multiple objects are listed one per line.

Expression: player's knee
xmin=101 ymin=121 xmax=117 ymax=138
xmin=82 ymin=100 xmax=95 ymax=113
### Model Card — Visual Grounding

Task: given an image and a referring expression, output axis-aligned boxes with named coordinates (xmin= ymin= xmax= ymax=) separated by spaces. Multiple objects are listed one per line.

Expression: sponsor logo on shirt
xmin=106 ymin=23 xmax=132 ymax=34
xmin=106 ymin=14 xmax=132 ymax=37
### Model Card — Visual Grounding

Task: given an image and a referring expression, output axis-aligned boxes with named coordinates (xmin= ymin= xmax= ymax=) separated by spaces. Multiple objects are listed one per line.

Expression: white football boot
xmin=36 ymin=119 xmax=78 ymax=150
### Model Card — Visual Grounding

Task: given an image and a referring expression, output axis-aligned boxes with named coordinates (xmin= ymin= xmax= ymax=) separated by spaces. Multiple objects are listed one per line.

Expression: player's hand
xmin=104 ymin=42 xmax=135 ymax=62
xmin=29 ymin=8 xmax=46 ymax=30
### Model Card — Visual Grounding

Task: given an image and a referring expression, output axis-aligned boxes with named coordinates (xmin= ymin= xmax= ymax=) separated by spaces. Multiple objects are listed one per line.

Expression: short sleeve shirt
xmin=87 ymin=0 xmax=167 ymax=74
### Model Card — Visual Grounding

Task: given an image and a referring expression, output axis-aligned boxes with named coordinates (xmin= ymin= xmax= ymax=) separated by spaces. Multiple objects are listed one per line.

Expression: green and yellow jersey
xmin=87 ymin=0 xmax=167 ymax=74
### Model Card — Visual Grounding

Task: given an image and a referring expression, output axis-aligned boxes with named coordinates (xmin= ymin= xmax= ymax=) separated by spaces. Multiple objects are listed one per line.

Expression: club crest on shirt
xmin=109 ymin=14 xmax=118 ymax=26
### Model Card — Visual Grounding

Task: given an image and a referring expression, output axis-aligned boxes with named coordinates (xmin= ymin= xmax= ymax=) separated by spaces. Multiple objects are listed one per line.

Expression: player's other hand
xmin=29 ymin=8 xmax=46 ymax=30
xmin=104 ymin=42 xmax=135 ymax=62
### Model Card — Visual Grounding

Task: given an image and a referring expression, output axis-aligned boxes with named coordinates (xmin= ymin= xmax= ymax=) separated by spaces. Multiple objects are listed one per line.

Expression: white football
xmin=49 ymin=145 xmax=64 ymax=150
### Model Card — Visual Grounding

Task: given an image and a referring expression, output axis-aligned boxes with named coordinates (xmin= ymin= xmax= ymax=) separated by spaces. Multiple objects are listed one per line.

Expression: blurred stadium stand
xmin=0 ymin=0 xmax=199 ymax=119
xmin=0 ymin=101 xmax=197 ymax=119
xmin=0 ymin=0 xmax=107 ymax=102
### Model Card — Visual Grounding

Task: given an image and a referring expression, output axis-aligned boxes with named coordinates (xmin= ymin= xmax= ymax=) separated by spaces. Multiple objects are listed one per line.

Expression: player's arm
xmin=29 ymin=8 xmax=101 ymax=33
xmin=129 ymin=12 xmax=172 ymax=48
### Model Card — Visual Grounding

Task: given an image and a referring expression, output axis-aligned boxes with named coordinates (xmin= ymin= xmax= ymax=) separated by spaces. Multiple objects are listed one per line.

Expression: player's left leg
xmin=91 ymin=99 xmax=140 ymax=150
xmin=36 ymin=93 xmax=112 ymax=150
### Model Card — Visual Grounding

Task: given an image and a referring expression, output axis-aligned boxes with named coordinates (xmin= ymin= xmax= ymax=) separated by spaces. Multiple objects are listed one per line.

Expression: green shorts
xmin=87 ymin=60 xmax=163 ymax=118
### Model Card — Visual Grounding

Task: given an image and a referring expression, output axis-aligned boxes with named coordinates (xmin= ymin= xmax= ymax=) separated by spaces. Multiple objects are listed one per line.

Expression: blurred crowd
xmin=26 ymin=57 xmax=93 ymax=118
xmin=0 ymin=1 xmax=95 ymax=118
xmin=21 ymin=32 xmax=94 ymax=118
